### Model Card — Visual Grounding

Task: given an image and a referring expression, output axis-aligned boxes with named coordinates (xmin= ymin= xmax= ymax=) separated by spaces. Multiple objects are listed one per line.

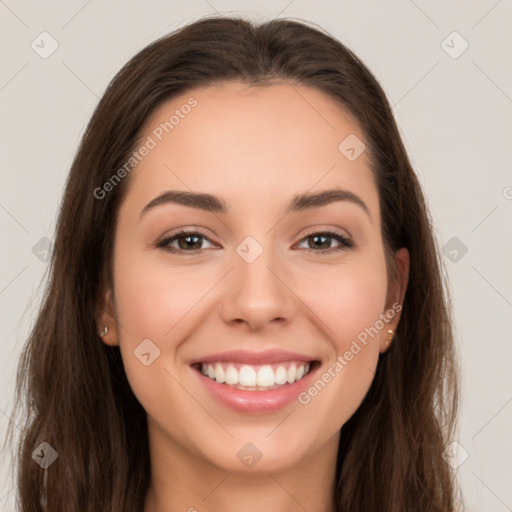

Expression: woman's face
xmin=101 ymin=81 xmax=409 ymax=474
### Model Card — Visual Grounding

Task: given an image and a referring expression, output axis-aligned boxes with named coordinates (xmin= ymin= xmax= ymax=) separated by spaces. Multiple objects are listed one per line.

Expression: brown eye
xmin=296 ymin=231 xmax=354 ymax=254
xmin=157 ymin=231 xmax=214 ymax=253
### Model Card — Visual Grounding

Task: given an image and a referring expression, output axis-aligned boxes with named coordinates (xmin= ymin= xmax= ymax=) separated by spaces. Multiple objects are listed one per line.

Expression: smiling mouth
xmin=191 ymin=360 xmax=320 ymax=391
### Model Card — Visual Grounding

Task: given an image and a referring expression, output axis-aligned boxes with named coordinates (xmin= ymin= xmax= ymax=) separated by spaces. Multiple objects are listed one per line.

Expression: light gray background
xmin=1 ymin=1 xmax=511 ymax=510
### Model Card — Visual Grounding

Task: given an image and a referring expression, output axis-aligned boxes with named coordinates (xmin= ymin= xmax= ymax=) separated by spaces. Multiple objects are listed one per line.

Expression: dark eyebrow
xmin=139 ymin=188 xmax=371 ymax=221
xmin=285 ymin=188 xmax=370 ymax=219
xmin=140 ymin=190 xmax=229 ymax=218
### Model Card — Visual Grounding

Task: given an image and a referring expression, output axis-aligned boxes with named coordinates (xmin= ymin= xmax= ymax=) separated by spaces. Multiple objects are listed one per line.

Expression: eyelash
xmin=156 ymin=229 xmax=355 ymax=255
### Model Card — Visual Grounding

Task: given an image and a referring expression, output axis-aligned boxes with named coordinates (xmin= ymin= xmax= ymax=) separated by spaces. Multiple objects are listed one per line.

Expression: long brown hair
xmin=6 ymin=15 xmax=460 ymax=511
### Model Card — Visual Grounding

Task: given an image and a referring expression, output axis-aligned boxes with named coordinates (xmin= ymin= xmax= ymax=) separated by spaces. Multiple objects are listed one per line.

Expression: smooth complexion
xmin=99 ymin=81 xmax=409 ymax=512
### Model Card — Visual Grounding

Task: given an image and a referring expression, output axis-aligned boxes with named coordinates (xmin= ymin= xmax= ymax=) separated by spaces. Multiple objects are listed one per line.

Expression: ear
xmin=380 ymin=247 xmax=409 ymax=353
xmin=96 ymin=287 xmax=119 ymax=347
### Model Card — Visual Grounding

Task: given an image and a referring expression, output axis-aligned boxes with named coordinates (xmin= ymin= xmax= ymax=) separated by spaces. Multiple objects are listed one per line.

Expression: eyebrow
xmin=139 ymin=187 xmax=371 ymax=220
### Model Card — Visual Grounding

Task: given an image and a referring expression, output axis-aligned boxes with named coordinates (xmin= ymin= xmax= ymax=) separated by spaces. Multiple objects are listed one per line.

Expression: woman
xmin=7 ymin=15 xmax=460 ymax=511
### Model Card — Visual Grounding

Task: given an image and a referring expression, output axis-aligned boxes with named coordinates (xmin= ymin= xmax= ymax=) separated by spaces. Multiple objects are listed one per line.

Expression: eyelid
xmin=156 ymin=227 xmax=218 ymax=251
xmin=298 ymin=224 xmax=353 ymax=241
xmin=157 ymin=226 xmax=217 ymax=242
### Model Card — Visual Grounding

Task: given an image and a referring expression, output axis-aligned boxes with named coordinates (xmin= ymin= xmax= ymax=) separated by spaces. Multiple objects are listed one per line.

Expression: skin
xmin=98 ymin=81 xmax=409 ymax=512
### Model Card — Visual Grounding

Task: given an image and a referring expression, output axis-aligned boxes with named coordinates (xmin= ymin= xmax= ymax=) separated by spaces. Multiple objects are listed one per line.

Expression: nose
xmin=220 ymin=242 xmax=295 ymax=331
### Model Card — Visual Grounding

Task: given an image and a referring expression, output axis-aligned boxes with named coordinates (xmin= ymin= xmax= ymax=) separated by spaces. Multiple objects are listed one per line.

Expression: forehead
xmin=122 ymin=81 xmax=379 ymax=221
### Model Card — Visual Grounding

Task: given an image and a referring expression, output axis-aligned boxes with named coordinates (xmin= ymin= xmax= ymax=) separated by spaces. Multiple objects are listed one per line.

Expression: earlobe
xmin=97 ymin=288 xmax=119 ymax=346
xmin=384 ymin=328 xmax=395 ymax=348
xmin=380 ymin=324 xmax=397 ymax=354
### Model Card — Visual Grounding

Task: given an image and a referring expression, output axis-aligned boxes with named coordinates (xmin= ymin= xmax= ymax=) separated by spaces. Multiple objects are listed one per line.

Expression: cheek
xmin=110 ymin=242 xmax=210 ymax=401
xmin=295 ymin=257 xmax=388 ymax=350
xmin=292 ymin=258 xmax=387 ymax=422
xmin=113 ymin=247 xmax=210 ymax=338
xmin=111 ymin=247 xmax=206 ymax=426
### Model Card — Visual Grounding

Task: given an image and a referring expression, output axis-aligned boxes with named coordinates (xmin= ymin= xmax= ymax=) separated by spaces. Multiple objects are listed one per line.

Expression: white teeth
xmin=214 ymin=363 xmax=225 ymax=384
xmin=200 ymin=361 xmax=312 ymax=389
xmin=257 ymin=365 xmax=275 ymax=387
xmin=239 ymin=365 xmax=257 ymax=386
xmin=287 ymin=363 xmax=297 ymax=384
xmin=225 ymin=364 xmax=238 ymax=385
xmin=275 ymin=366 xmax=287 ymax=385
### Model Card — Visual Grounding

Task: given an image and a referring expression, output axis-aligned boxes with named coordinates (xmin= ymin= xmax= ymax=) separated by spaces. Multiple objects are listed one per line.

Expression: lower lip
xmin=193 ymin=364 xmax=319 ymax=413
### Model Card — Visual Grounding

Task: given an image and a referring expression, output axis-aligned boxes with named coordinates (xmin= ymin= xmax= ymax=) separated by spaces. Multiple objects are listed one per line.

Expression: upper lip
xmin=189 ymin=349 xmax=317 ymax=366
